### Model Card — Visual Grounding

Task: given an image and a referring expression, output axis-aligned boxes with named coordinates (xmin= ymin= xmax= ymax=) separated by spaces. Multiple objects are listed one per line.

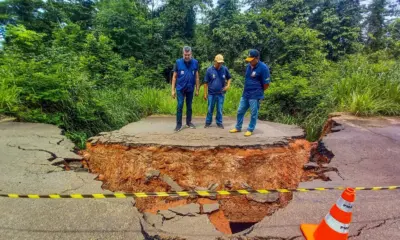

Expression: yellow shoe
xmin=229 ymin=128 xmax=241 ymax=133
xmin=244 ymin=131 xmax=252 ymax=137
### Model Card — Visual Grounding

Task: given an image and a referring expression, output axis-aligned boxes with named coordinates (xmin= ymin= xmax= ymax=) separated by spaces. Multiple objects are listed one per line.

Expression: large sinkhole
xmin=81 ymin=116 xmax=332 ymax=235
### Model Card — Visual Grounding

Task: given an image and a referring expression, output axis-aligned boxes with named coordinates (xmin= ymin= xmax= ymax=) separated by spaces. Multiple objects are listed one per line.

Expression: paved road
xmin=249 ymin=115 xmax=400 ymax=239
xmin=0 ymin=121 xmax=144 ymax=240
xmin=116 ymin=116 xmax=304 ymax=147
xmin=1 ymin=115 xmax=400 ymax=240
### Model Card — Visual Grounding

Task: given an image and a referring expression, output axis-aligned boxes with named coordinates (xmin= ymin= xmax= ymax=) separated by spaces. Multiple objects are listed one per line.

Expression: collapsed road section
xmin=83 ymin=116 xmax=326 ymax=236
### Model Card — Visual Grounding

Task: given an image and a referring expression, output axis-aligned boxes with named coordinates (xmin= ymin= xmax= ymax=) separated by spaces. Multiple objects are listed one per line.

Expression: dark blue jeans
xmin=176 ymin=90 xmax=194 ymax=127
xmin=235 ymin=97 xmax=260 ymax=132
xmin=205 ymin=94 xmax=225 ymax=125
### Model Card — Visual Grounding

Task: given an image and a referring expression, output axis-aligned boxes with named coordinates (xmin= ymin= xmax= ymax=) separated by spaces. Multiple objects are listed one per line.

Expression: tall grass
xmin=2 ymin=53 xmax=399 ymax=147
xmin=332 ymin=55 xmax=400 ymax=116
xmin=135 ymin=87 xmax=243 ymax=116
xmin=0 ymin=72 xmax=20 ymax=113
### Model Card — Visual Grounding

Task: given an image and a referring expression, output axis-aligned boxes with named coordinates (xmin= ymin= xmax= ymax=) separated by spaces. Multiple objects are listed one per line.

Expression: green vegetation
xmin=136 ymin=87 xmax=242 ymax=117
xmin=0 ymin=0 xmax=399 ymax=148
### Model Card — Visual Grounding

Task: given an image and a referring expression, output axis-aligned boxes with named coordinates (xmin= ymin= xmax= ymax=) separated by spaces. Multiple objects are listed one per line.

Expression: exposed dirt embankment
xmin=81 ymin=116 xmax=334 ymax=235
xmin=84 ymin=140 xmax=311 ymax=192
xmin=83 ymin=139 xmax=312 ymax=232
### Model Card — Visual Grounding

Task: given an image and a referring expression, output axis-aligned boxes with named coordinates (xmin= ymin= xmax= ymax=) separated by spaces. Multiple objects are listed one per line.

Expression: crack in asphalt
xmin=33 ymin=134 xmax=63 ymax=140
xmin=349 ymin=216 xmax=400 ymax=238
xmin=56 ymin=138 xmax=64 ymax=145
xmin=256 ymin=236 xmax=302 ymax=240
xmin=215 ymin=236 xmax=302 ymax=240
xmin=336 ymin=170 xmax=345 ymax=180
xmin=363 ymin=127 xmax=400 ymax=143
xmin=60 ymin=176 xmax=85 ymax=194
xmin=349 ymin=224 xmax=368 ymax=238
xmin=24 ymin=162 xmax=52 ymax=166
xmin=7 ymin=143 xmax=58 ymax=161
xmin=76 ymin=174 xmax=87 ymax=184
xmin=140 ymin=220 xmax=152 ymax=240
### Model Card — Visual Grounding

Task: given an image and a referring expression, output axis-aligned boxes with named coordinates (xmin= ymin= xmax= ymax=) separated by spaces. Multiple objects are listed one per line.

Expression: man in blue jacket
xmin=229 ymin=49 xmax=271 ymax=137
xmin=203 ymin=54 xmax=232 ymax=129
xmin=171 ymin=46 xmax=200 ymax=132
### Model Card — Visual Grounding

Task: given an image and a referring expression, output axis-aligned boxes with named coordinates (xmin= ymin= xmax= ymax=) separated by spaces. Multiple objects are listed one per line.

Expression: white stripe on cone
xmin=336 ymin=197 xmax=354 ymax=213
xmin=324 ymin=213 xmax=350 ymax=234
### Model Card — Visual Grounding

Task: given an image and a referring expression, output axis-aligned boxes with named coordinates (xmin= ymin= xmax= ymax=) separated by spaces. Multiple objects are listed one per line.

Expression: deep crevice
xmin=230 ymin=222 xmax=257 ymax=234
xmin=83 ymin=140 xmax=313 ymax=235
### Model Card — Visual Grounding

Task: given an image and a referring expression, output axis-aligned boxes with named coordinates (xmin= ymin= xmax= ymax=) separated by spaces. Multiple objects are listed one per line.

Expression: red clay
xmin=83 ymin=139 xmax=312 ymax=227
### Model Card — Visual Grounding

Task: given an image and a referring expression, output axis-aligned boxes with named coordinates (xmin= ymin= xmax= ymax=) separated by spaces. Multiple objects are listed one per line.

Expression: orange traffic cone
xmin=300 ymin=187 xmax=355 ymax=240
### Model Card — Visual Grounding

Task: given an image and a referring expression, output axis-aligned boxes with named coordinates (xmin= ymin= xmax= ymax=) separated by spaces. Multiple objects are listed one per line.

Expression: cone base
xmin=300 ymin=223 xmax=318 ymax=240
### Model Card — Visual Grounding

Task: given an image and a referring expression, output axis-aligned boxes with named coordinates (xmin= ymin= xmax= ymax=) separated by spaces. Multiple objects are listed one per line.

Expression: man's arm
xmin=223 ymin=68 xmax=232 ymax=91
xmin=223 ymin=79 xmax=232 ymax=91
xmin=171 ymin=71 xmax=177 ymax=99
xmin=203 ymin=69 xmax=209 ymax=100
xmin=195 ymin=71 xmax=200 ymax=96
xmin=203 ymin=83 xmax=208 ymax=100
xmin=262 ymin=66 xmax=271 ymax=91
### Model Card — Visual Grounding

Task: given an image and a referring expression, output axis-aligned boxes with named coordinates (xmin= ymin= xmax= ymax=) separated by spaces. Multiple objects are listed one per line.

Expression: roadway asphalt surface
xmin=1 ymin=115 xmax=399 ymax=240
xmin=248 ymin=115 xmax=400 ymax=239
xmin=116 ymin=116 xmax=304 ymax=147
xmin=0 ymin=121 xmax=144 ymax=240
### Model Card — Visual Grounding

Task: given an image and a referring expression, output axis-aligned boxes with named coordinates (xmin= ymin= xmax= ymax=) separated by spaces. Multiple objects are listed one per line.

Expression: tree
xmin=387 ymin=18 xmax=400 ymax=57
xmin=95 ymin=0 xmax=148 ymax=58
xmin=198 ymin=0 xmax=241 ymax=64
xmin=45 ymin=0 xmax=96 ymax=30
xmin=0 ymin=0 xmax=51 ymax=32
xmin=160 ymin=0 xmax=211 ymax=41
xmin=208 ymin=0 xmax=240 ymax=30
xmin=366 ymin=0 xmax=388 ymax=51
xmin=309 ymin=0 xmax=362 ymax=60
xmin=4 ymin=24 xmax=46 ymax=55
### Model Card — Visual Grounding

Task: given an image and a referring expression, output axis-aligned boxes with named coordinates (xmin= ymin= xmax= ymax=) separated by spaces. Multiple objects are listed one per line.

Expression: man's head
xmin=182 ymin=46 xmax=192 ymax=62
xmin=245 ymin=49 xmax=260 ymax=66
xmin=214 ymin=54 xmax=224 ymax=70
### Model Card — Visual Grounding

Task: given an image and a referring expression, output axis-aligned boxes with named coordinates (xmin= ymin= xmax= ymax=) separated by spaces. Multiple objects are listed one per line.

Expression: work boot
xmin=204 ymin=123 xmax=211 ymax=128
xmin=217 ymin=123 xmax=224 ymax=129
xmin=187 ymin=123 xmax=196 ymax=129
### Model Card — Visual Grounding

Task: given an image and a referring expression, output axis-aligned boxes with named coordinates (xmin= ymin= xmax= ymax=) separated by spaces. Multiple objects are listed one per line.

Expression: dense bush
xmin=0 ymin=0 xmax=399 ymax=147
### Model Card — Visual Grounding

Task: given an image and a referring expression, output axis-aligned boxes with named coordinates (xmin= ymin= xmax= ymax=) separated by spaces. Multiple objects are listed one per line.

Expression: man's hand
xmin=203 ymin=94 xmax=208 ymax=101
xmin=223 ymin=85 xmax=230 ymax=92
xmin=172 ymin=90 xmax=176 ymax=99
xmin=195 ymin=89 xmax=199 ymax=96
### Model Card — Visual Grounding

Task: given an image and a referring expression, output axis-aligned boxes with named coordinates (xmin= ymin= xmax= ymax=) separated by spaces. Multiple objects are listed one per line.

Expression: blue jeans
xmin=235 ymin=97 xmax=260 ymax=132
xmin=205 ymin=94 xmax=225 ymax=125
xmin=176 ymin=90 xmax=194 ymax=127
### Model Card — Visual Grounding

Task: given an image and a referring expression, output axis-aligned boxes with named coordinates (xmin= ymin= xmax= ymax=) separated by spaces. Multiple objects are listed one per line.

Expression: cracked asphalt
xmin=0 ymin=121 xmax=144 ymax=240
xmin=1 ymin=115 xmax=400 ymax=240
xmin=248 ymin=115 xmax=400 ymax=240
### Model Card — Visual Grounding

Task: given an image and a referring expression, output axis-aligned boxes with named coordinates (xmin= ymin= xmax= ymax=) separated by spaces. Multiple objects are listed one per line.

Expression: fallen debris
xmin=143 ymin=212 xmax=163 ymax=228
xmin=246 ymin=192 xmax=280 ymax=204
xmin=303 ymin=162 xmax=319 ymax=170
xmin=161 ymin=175 xmax=183 ymax=192
xmin=168 ymin=203 xmax=200 ymax=216
xmin=203 ymin=203 xmax=220 ymax=213
xmin=158 ymin=210 xmax=177 ymax=220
